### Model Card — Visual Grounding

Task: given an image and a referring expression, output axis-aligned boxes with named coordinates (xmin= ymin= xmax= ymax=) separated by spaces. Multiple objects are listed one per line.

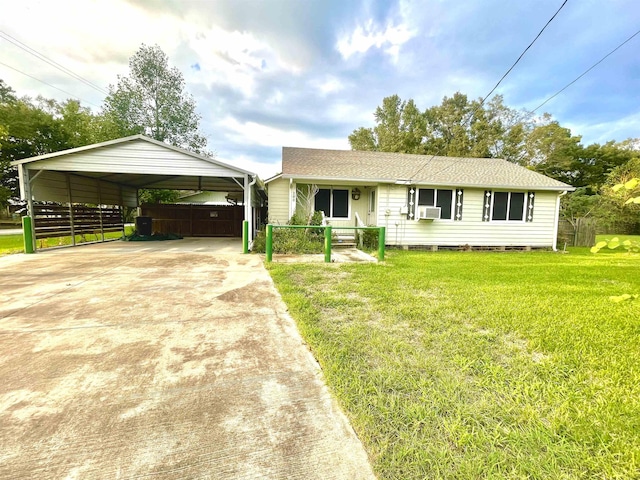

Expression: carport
xmin=12 ymin=135 xmax=265 ymax=252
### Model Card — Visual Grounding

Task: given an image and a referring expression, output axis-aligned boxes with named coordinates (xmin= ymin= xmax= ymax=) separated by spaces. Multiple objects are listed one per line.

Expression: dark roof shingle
xmin=282 ymin=147 xmax=573 ymax=190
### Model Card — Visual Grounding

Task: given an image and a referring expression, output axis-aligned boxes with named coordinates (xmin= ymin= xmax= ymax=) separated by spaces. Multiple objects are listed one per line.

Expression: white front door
xmin=367 ymin=188 xmax=376 ymax=225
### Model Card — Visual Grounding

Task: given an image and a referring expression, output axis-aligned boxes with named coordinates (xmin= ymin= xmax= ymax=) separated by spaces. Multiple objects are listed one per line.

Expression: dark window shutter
xmin=483 ymin=191 xmax=492 ymax=221
xmin=455 ymin=189 xmax=464 ymax=221
xmin=526 ymin=192 xmax=535 ymax=222
xmin=407 ymin=187 xmax=416 ymax=220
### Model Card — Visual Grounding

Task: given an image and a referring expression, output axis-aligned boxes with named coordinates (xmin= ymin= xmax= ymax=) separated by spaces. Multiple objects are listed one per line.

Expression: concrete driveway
xmin=0 ymin=239 xmax=375 ymax=479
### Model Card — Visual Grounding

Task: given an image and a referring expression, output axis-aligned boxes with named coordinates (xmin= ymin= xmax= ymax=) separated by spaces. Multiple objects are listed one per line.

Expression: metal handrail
xmin=264 ymin=224 xmax=385 ymax=263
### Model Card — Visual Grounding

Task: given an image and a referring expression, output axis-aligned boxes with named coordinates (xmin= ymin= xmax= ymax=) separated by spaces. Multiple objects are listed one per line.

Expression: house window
xmin=416 ymin=188 xmax=454 ymax=220
xmin=315 ymin=188 xmax=349 ymax=218
xmin=491 ymin=191 xmax=525 ymax=221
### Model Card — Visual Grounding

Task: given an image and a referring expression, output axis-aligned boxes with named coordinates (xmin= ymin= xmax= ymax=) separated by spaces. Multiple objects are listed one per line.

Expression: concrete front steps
xmin=333 ymin=234 xmax=357 ymax=248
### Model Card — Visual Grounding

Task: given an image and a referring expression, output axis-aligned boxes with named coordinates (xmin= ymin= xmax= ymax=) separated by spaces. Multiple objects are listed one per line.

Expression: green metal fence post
xmin=22 ymin=216 xmax=35 ymax=254
xmin=266 ymin=224 xmax=273 ymax=262
xmin=324 ymin=225 xmax=332 ymax=263
xmin=242 ymin=220 xmax=249 ymax=254
xmin=377 ymin=226 xmax=385 ymax=261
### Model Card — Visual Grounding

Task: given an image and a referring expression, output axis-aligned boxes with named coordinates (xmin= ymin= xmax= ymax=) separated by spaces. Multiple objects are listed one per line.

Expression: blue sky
xmin=2 ymin=0 xmax=640 ymax=178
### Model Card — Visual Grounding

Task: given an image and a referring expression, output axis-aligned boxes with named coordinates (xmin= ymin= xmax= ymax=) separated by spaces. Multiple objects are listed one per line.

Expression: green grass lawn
xmin=268 ymin=250 xmax=640 ymax=479
xmin=0 ymin=228 xmax=133 ymax=256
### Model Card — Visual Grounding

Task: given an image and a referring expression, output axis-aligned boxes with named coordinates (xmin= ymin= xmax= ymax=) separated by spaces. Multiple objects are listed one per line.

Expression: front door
xmin=367 ymin=188 xmax=376 ymax=225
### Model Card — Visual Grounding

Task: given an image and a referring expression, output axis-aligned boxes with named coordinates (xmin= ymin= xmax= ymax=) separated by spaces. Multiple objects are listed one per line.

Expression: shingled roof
xmin=281 ymin=147 xmax=573 ymax=191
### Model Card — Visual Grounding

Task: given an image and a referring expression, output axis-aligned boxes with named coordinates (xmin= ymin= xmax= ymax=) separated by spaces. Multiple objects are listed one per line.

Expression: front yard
xmin=0 ymin=228 xmax=133 ymax=255
xmin=268 ymin=249 xmax=639 ymax=479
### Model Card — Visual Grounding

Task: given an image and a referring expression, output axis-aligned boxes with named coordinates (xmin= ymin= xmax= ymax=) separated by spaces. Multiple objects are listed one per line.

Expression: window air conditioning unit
xmin=417 ymin=206 xmax=441 ymax=220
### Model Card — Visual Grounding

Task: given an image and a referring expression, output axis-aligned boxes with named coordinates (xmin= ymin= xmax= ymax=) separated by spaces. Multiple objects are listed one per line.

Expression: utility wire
xmin=0 ymin=31 xmax=109 ymax=95
xmin=465 ymin=0 xmax=569 ymax=125
xmin=0 ymin=60 xmax=101 ymax=108
xmin=532 ymin=27 xmax=640 ymax=112
xmin=479 ymin=0 xmax=569 ymax=107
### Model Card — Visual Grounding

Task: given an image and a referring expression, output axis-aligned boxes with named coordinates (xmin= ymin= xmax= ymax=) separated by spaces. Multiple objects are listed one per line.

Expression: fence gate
xmin=140 ymin=204 xmax=244 ymax=237
xmin=32 ymin=204 xmax=124 ymax=241
xmin=557 ymin=218 xmax=596 ymax=247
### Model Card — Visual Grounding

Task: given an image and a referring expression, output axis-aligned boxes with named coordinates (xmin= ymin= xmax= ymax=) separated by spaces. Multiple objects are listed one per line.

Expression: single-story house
xmin=265 ymin=147 xmax=574 ymax=250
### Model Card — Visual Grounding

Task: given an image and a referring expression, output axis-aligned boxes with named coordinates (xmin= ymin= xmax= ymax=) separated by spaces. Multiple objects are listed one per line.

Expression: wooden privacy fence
xmin=557 ymin=218 xmax=596 ymax=247
xmin=140 ymin=204 xmax=244 ymax=237
xmin=33 ymin=204 xmax=123 ymax=240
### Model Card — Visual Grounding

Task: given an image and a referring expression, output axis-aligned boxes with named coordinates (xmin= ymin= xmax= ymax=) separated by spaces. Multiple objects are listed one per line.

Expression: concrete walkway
xmin=0 ymin=239 xmax=375 ymax=479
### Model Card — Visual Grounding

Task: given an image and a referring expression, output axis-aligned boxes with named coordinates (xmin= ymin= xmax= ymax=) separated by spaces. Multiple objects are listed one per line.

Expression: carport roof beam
xmin=136 ymin=175 xmax=185 ymax=188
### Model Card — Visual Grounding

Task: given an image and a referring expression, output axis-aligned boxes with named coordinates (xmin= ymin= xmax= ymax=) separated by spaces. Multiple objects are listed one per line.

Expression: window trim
xmin=415 ymin=187 xmax=455 ymax=221
xmin=490 ymin=191 xmax=526 ymax=222
xmin=315 ymin=187 xmax=351 ymax=220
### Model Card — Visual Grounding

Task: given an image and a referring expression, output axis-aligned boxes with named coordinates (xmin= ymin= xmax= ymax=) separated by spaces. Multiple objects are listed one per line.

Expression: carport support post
xmin=265 ymin=224 xmax=273 ymax=262
xmin=324 ymin=225 xmax=332 ymax=263
xmin=378 ymin=226 xmax=386 ymax=261
xmin=242 ymin=220 xmax=249 ymax=254
xmin=22 ymin=216 xmax=35 ymax=254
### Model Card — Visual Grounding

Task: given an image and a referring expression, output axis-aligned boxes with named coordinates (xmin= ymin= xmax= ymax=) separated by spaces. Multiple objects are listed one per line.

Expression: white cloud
xmin=336 ymin=19 xmax=415 ymax=61
xmin=215 ymin=153 xmax=282 ymax=180
xmin=565 ymin=111 xmax=640 ymax=145
xmin=315 ymin=76 xmax=345 ymax=95
xmin=219 ymin=116 xmax=349 ymax=150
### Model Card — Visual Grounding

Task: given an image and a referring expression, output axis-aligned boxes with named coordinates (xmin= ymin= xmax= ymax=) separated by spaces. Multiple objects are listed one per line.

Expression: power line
xmin=465 ymin=0 xmax=569 ymax=125
xmin=0 ymin=60 xmax=101 ymax=108
xmin=479 ymin=0 xmax=569 ymax=107
xmin=0 ymin=31 xmax=109 ymax=95
xmin=532 ymin=27 xmax=640 ymax=112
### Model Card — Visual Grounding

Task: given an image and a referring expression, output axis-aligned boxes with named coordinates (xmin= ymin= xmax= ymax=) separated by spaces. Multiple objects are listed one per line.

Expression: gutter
xmin=552 ymin=190 xmax=568 ymax=251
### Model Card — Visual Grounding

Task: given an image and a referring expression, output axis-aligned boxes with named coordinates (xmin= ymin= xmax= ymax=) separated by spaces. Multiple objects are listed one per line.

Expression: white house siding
xmin=31 ymin=170 xmax=137 ymax=207
xmin=267 ymin=177 xmax=291 ymax=224
xmin=377 ymin=184 xmax=560 ymax=247
xmin=30 ymin=139 xmax=243 ymax=178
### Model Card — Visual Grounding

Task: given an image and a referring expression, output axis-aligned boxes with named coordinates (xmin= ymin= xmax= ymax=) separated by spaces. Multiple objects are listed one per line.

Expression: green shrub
xmin=251 ymin=213 xmax=325 ymax=254
xmin=253 ymin=229 xmax=267 ymax=252
xmin=361 ymin=226 xmax=379 ymax=250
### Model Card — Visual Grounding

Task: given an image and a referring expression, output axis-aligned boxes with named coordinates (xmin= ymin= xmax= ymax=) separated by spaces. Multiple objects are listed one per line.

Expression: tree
xmin=102 ymin=44 xmax=207 ymax=153
xmin=571 ymin=141 xmax=638 ymax=190
xmin=0 ymin=83 xmax=71 ymax=202
xmin=349 ymin=93 xmax=532 ymax=162
xmin=348 ymin=95 xmax=425 ymax=154
xmin=522 ymin=116 xmax=582 ymax=181
xmin=295 ymin=184 xmax=320 ymax=225
xmin=560 ymin=187 xmax=601 ymax=228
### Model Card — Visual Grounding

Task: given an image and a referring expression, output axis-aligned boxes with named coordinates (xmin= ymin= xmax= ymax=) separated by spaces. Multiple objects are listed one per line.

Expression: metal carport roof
xmin=12 ymin=134 xmax=264 ymax=242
